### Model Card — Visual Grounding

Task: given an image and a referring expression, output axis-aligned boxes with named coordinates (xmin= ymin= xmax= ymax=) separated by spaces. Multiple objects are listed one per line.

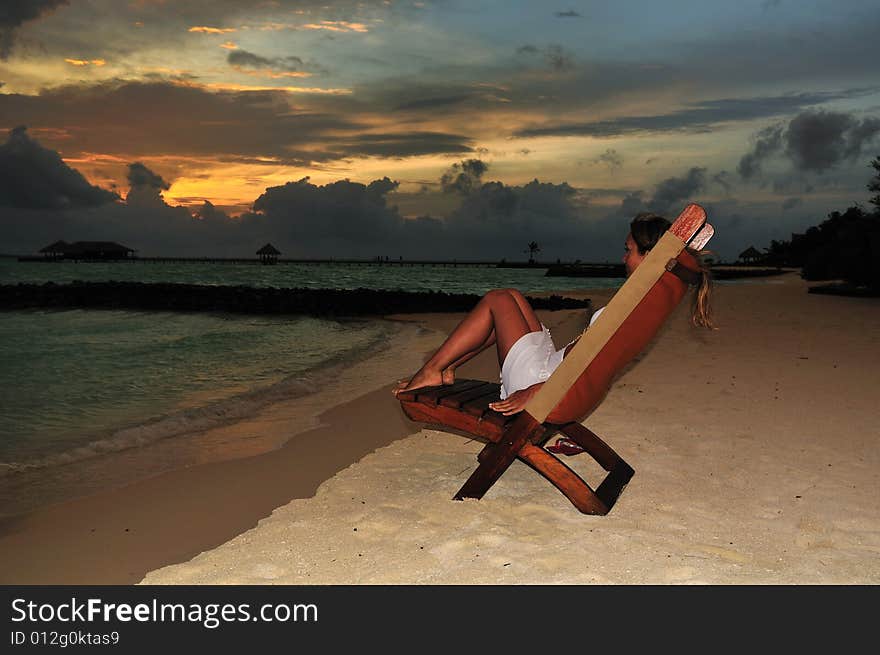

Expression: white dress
xmin=499 ymin=307 xmax=605 ymax=399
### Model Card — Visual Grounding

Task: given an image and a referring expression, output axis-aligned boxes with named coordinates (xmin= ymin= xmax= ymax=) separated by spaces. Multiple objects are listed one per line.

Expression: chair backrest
xmin=544 ymin=249 xmax=699 ymax=424
xmin=523 ymin=204 xmax=710 ymax=425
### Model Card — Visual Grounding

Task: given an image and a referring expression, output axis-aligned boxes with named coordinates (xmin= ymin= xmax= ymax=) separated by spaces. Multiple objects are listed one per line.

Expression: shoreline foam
xmin=0 ymin=316 xmax=395 ymax=478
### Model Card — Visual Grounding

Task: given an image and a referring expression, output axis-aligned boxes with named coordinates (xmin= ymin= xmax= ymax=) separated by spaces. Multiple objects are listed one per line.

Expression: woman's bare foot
xmin=393 ymin=366 xmax=456 ymax=396
xmin=392 ymin=367 xmax=445 ymax=397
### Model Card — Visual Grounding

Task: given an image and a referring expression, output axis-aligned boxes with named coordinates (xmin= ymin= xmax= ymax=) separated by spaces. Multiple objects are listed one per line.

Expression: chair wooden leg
xmin=559 ymin=423 xmax=630 ymax=472
xmin=555 ymin=422 xmax=635 ymax=513
xmin=404 ymin=382 xmax=635 ymax=514
xmin=518 ymin=444 xmax=612 ymax=514
xmin=454 ymin=412 xmax=544 ymax=501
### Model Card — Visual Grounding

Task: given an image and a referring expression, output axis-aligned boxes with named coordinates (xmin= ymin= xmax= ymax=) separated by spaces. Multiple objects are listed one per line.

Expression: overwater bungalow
xmin=256 ymin=243 xmax=281 ymax=265
xmin=38 ymin=240 xmax=70 ymax=260
xmin=30 ymin=241 xmax=137 ymax=261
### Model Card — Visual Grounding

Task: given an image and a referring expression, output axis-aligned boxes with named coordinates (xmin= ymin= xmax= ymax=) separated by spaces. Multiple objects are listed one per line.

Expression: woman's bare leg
xmin=396 ymin=330 xmax=495 ymax=389
xmin=441 ymin=329 xmax=495 ymax=384
xmin=395 ymin=330 xmax=495 ymax=389
xmin=394 ymin=289 xmax=541 ymax=396
xmin=440 ymin=290 xmax=542 ymax=381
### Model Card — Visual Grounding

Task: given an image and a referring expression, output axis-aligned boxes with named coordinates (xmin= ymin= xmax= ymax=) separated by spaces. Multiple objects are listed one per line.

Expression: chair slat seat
xmin=461 ymin=388 xmax=501 ymax=417
xmin=415 ymin=379 xmax=486 ymax=406
xmin=439 ymin=381 xmax=500 ymax=409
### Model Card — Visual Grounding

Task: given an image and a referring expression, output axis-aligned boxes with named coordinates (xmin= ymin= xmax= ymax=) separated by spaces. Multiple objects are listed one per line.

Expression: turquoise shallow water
xmin=0 ymin=308 xmax=391 ymax=475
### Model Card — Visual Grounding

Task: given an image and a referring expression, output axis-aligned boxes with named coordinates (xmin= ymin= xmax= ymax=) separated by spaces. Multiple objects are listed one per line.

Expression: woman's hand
xmin=489 ymin=382 xmax=543 ymax=416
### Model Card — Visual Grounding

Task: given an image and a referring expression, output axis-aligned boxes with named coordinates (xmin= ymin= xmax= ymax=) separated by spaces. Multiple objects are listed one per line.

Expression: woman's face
xmin=622 ymin=233 xmax=646 ymax=277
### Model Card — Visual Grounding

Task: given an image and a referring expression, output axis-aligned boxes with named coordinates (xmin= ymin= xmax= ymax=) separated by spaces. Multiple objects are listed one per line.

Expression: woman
xmin=393 ymin=213 xmax=714 ymax=415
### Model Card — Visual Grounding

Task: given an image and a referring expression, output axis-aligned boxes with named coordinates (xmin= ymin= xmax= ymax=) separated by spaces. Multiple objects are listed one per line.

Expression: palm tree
xmin=525 ymin=241 xmax=541 ymax=264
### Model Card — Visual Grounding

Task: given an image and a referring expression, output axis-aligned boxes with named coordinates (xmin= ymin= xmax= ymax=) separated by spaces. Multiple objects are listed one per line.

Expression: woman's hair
xmin=630 ymin=212 xmax=715 ymax=329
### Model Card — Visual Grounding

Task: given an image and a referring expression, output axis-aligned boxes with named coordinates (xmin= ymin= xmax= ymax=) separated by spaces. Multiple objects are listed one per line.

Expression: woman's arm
xmin=488 ymin=382 xmax=544 ymax=416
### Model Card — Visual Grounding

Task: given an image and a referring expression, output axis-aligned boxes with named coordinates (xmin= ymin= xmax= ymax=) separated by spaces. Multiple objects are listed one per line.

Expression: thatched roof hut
xmin=257 ymin=243 xmax=281 ymax=264
xmin=738 ymin=246 xmax=763 ymax=263
xmin=256 ymin=243 xmax=281 ymax=255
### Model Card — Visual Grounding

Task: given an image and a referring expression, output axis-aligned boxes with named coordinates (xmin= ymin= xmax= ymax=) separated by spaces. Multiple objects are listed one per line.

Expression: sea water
xmin=0 ymin=309 xmax=391 ymax=471
xmin=0 ymin=257 xmax=621 ymax=295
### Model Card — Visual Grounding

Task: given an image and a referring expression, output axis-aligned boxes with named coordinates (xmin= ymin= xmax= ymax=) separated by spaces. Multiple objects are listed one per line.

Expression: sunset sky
xmin=1 ymin=0 xmax=879 ymax=260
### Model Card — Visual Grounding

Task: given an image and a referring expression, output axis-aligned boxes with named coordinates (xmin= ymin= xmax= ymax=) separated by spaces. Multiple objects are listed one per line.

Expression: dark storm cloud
xmin=393 ymin=94 xmax=473 ymax=111
xmin=127 ymin=162 xmax=169 ymax=190
xmin=192 ymin=200 xmax=230 ymax=224
xmin=514 ymin=43 xmax=574 ymax=72
xmin=326 ymin=132 xmax=473 ymax=158
xmin=339 ymin=77 xmax=493 ymax=116
xmin=594 ymin=149 xmax=623 ymax=170
xmin=782 ymin=197 xmax=802 ymax=211
xmin=1 ymin=145 xmax=617 ymax=261
xmin=617 ymin=168 xmax=708 ymax=216
xmin=108 ymin=0 xmax=386 ymax=28
xmin=440 ymin=159 xmax=489 ymax=195
xmin=125 ymin=162 xmax=172 ymax=208
xmin=440 ymin=175 xmax=599 ymax=261
xmin=845 ymin=117 xmax=880 ymax=158
xmin=771 ymin=174 xmax=814 ymax=195
xmin=737 ymin=124 xmax=784 ymax=180
xmin=225 ymin=49 xmax=323 ymax=75
xmin=0 ymin=81 xmax=365 ymax=164
xmin=712 ymin=170 xmax=734 ymax=194
xmin=736 ymin=110 xmax=880 ymax=183
xmin=0 ymin=0 xmax=68 ymax=59
xmin=0 ymin=126 xmax=118 ymax=209
xmin=619 ymin=191 xmax=646 ymax=218
xmin=514 ymin=89 xmax=875 ymax=138
xmin=649 ymin=167 xmax=707 ymax=214
xmin=785 ymin=111 xmax=880 ymax=172
xmin=0 ymin=78 xmax=488 ymax=162
xmin=248 ymin=176 xmax=401 ymax=243
xmin=232 ymin=175 xmax=449 ymax=258
xmin=227 ymin=50 xmax=304 ymax=71
xmin=0 ymin=131 xmax=246 ymax=256
xmin=545 ymin=45 xmax=574 ymax=72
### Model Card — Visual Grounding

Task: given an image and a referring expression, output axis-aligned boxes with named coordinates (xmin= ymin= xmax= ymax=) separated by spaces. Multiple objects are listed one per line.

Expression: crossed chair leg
xmin=454 ymin=413 xmax=635 ymax=515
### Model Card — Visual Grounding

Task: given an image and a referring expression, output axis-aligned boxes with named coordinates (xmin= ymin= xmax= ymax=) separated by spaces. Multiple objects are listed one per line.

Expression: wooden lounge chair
xmin=398 ymin=204 xmax=714 ymax=515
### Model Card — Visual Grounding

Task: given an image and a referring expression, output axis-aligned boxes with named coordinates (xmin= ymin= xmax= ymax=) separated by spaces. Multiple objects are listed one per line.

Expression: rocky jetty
xmin=0 ymin=281 xmax=591 ymax=316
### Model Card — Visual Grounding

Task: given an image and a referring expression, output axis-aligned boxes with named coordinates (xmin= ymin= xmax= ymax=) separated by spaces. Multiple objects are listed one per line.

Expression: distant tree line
xmin=757 ymin=156 xmax=880 ymax=291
